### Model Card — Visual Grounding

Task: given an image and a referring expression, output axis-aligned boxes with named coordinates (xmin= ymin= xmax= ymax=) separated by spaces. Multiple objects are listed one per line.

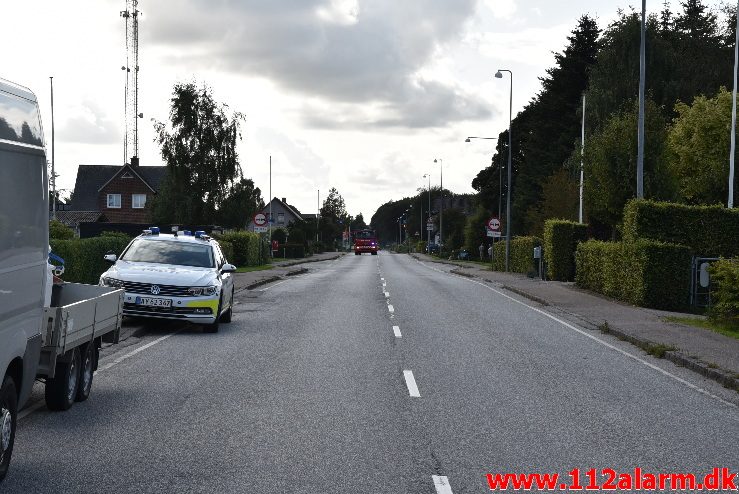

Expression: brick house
xmin=69 ymin=162 xmax=167 ymax=223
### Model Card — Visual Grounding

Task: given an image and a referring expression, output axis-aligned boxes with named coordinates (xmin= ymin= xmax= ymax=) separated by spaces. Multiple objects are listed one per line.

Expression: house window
xmin=107 ymin=194 xmax=121 ymax=208
xmin=277 ymin=212 xmax=285 ymax=224
xmin=132 ymin=194 xmax=147 ymax=209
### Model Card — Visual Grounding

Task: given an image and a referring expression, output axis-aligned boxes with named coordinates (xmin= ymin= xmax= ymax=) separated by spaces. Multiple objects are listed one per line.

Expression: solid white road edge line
xmin=414 ymin=258 xmax=738 ymax=410
xmin=97 ymin=333 xmax=177 ymax=373
xmin=393 ymin=325 xmax=402 ymax=338
xmin=403 ymin=370 xmax=421 ymax=397
xmin=19 ymin=331 xmax=178 ymax=421
xmin=432 ymin=475 xmax=454 ymax=494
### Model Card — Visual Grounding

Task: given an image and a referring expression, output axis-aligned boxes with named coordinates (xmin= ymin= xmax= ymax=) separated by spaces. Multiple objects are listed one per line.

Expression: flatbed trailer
xmin=36 ymin=283 xmax=124 ymax=411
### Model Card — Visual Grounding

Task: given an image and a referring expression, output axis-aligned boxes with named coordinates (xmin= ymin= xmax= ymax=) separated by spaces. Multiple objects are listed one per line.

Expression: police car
xmin=99 ymin=228 xmax=236 ymax=333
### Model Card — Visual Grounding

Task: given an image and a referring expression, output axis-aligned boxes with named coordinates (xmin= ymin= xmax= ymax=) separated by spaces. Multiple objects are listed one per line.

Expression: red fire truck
xmin=352 ymin=229 xmax=378 ymax=255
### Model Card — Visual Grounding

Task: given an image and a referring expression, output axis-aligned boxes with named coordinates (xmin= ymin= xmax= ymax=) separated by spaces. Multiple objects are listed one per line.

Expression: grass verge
xmin=664 ymin=316 xmax=739 ymax=341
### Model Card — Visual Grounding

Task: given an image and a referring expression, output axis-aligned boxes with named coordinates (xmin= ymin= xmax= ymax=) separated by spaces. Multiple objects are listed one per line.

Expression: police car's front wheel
xmin=203 ymin=296 xmax=222 ymax=334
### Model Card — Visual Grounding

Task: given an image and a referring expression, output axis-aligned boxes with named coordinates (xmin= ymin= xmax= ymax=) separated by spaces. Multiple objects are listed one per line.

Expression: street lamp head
xmin=464 ymin=138 xmax=471 ymax=142
xmin=434 ymin=159 xmax=438 ymax=163
xmin=495 ymin=70 xmax=503 ymax=79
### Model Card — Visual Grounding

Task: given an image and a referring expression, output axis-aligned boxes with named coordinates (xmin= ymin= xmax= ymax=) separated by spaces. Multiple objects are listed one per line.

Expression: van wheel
xmin=75 ymin=344 xmax=96 ymax=402
xmin=0 ymin=376 xmax=18 ymax=482
xmin=355 ymin=252 xmax=360 ymax=255
xmin=221 ymin=289 xmax=234 ymax=324
xmin=45 ymin=348 xmax=80 ymax=411
xmin=371 ymin=251 xmax=378 ymax=255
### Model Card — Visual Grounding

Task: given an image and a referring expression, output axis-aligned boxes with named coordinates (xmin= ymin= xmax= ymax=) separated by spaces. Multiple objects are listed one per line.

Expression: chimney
xmin=282 ymin=197 xmax=287 ymax=204
xmin=130 ymin=156 xmax=139 ymax=167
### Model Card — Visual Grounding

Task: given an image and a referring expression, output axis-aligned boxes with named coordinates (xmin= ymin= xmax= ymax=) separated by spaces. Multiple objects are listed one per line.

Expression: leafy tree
xmin=524 ymin=168 xmax=580 ymax=236
xmin=584 ymin=99 xmax=676 ymax=236
xmin=49 ymin=220 xmax=74 ymax=240
xmin=218 ymin=178 xmax=264 ymax=228
xmin=667 ymin=87 xmax=736 ymax=205
xmin=353 ymin=213 xmax=368 ymax=229
xmin=319 ymin=187 xmax=350 ymax=247
xmin=152 ymin=82 xmax=245 ymax=224
xmin=463 ymin=206 xmax=492 ymax=252
xmin=473 ymin=16 xmax=599 ymax=235
xmin=439 ymin=208 xmax=467 ymax=250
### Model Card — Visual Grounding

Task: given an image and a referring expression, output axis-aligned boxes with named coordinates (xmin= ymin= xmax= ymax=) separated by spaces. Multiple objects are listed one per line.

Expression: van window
xmin=0 ymin=91 xmax=43 ymax=147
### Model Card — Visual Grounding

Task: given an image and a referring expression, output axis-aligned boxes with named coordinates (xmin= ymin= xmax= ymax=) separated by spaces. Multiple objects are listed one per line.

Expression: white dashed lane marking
xmin=393 ymin=325 xmax=402 ymax=338
xmin=403 ymin=370 xmax=420 ymax=397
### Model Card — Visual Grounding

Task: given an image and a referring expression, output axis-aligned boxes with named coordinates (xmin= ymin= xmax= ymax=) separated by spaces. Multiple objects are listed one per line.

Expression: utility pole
xmin=317 ymin=189 xmax=320 ymax=242
xmin=50 ymin=76 xmax=56 ymax=220
xmin=637 ymin=0 xmax=646 ymax=198
xmin=269 ymin=155 xmax=272 ymax=257
xmin=729 ymin=0 xmax=738 ymax=208
xmin=435 ymin=158 xmax=443 ymax=251
xmin=579 ymin=93 xmax=585 ymax=223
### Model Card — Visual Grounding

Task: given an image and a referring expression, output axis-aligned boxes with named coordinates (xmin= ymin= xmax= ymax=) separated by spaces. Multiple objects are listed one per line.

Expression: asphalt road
xmin=4 ymin=253 xmax=738 ymax=493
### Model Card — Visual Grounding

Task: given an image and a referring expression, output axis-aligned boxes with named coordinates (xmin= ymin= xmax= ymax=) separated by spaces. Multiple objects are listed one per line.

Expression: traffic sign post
xmin=253 ymin=212 xmax=268 ymax=233
xmin=485 ymin=216 xmax=501 ymax=270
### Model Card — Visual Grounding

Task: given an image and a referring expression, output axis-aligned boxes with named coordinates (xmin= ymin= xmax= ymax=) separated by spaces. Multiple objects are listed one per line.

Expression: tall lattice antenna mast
xmin=121 ymin=0 xmax=141 ymax=165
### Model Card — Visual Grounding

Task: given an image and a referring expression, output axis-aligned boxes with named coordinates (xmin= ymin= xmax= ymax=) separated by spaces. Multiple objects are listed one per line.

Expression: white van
xmin=0 ymin=78 xmax=47 ymax=481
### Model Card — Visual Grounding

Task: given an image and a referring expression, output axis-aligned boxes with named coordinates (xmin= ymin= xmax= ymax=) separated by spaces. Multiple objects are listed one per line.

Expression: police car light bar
xmin=194 ymin=230 xmax=206 ymax=238
xmin=183 ymin=230 xmax=192 ymax=236
xmin=149 ymin=226 xmax=160 ymax=235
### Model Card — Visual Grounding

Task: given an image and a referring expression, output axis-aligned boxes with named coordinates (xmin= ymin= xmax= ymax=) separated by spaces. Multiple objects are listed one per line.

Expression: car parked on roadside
xmin=457 ymin=249 xmax=470 ymax=260
xmin=99 ymin=228 xmax=236 ymax=333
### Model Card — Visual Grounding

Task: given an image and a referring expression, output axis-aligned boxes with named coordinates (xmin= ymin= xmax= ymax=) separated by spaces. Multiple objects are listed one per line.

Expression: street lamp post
xmin=423 ymin=173 xmax=431 ymax=246
xmin=495 ymin=69 xmax=513 ymax=272
xmin=434 ymin=158 xmax=443 ymax=250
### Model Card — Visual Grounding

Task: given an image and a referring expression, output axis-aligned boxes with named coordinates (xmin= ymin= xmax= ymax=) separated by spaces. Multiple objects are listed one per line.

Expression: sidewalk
xmin=411 ymin=253 xmax=739 ymax=390
xmin=232 ymin=251 xmax=345 ymax=292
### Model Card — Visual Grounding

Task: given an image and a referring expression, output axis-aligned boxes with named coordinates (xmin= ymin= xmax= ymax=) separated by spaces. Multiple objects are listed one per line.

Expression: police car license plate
xmin=136 ymin=297 xmax=172 ymax=308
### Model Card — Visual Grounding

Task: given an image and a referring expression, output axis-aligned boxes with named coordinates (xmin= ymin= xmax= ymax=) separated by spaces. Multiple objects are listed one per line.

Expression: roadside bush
xmin=218 ymin=231 xmax=262 ymax=266
xmin=49 ymin=220 xmax=75 ymax=240
xmin=708 ymin=259 xmax=739 ymax=325
xmin=575 ymin=239 xmax=691 ymax=310
xmin=218 ymin=240 xmax=234 ymax=264
xmin=491 ymin=236 xmax=542 ymax=274
xmin=99 ymin=231 xmax=132 ymax=241
xmin=543 ymin=220 xmax=588 ymax=281
xmin=416 ymin=240 xmax=427 ymax=253
xmin=622 ymin=199 xmax=739 ymax=257
xmin=50 ymin=237 xmax=131 ymax=284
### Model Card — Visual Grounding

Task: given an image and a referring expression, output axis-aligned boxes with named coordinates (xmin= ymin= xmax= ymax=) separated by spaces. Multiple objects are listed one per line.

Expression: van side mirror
xmin=221 ymin=263 xmax=237 ymax=274
xmin=103 ymin=253 xmax=117 ymax=263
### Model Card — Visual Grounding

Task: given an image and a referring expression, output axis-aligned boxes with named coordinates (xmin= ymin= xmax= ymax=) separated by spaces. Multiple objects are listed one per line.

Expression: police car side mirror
xmin=221 ymin=263 xmax=237 ymax=274
xmin=103 ymin=253 xmax=117 ymax=263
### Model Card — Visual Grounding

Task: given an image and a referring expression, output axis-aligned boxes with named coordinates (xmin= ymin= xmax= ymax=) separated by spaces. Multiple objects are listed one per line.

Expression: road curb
xmin=272 ymin=253 xmax=345 ymax=268
xmin=241 ymin=276 xmax=282 ymax=291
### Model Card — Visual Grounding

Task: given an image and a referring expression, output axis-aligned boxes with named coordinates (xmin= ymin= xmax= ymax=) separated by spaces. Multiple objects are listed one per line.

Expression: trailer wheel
xmin=371 ymin=251 xmax=378 ymax=255
xmin=45 ymin=348 xmax=80 ymax=411
xmin=355 ymin=252 xmax=360 ymax=255
xmin=0 ymin=376 xmax=17 ymax=482
xmin=75 ymin=344 xmax=96 ymax=402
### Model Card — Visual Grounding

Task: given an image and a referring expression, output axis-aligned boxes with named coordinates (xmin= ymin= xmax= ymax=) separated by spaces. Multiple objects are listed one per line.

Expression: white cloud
xmin=483 ymin=0 xmax=517 ymax=20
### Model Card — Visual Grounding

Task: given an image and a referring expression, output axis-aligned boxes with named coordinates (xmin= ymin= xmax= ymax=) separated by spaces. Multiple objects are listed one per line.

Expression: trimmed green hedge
xmin=623 ymin=199 xmax=739 ymax=257
xmin=708 ymin=259 xmax=739 ymax=324
xmin=491 ymin=236 xmax=542 ymax=274
xmin=575 ymin=239 xmax=691 ymax=310
xmin=217 ymin=231 xmax=263 ymax=266
xmin=543 ymin=220 xmax=588 ymax=281
xmin=218 ymin=240 xmax=234 ymax=264
xmin=278 ymin=243 xmax=306 ymax=258
xmin=50 ymin=237 xmax=132 ymax=284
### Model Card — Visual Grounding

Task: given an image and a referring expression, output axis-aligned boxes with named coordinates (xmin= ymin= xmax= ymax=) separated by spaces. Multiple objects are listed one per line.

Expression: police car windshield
xmin=121 ymin=239 xmax=214 ymax=268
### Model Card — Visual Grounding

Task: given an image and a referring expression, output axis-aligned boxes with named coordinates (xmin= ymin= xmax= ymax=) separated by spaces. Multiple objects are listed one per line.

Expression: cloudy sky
xmin=1 ymin=0 xmax=724 ymax=219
